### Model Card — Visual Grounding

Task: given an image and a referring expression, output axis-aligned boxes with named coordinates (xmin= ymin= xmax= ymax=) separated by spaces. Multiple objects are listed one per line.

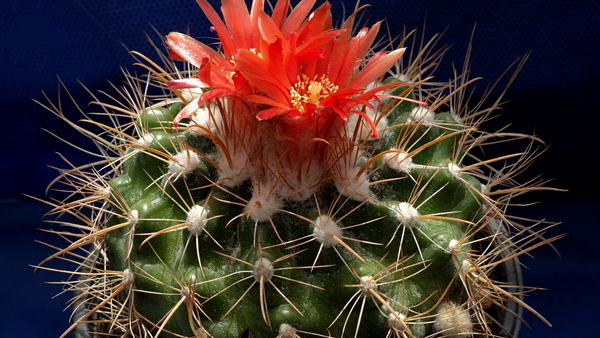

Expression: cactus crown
xmin=35 ymin=1 xmax=562 ymax=338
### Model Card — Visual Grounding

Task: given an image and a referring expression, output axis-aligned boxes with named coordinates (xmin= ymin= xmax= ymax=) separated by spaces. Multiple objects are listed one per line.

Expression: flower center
xmin=290 ymin=74 xmax=339 ymax=113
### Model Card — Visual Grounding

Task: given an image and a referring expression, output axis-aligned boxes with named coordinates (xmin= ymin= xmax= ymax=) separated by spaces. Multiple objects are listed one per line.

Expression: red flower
xmin=166 ymin=0 xmax=404 ymax=139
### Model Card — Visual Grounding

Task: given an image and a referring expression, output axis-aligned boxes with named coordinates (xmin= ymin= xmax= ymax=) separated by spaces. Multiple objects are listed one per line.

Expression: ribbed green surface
xmin=105 ymin=81 xmax=484 ymax=338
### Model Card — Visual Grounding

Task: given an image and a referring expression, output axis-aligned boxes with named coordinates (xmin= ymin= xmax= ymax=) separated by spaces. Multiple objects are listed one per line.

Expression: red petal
xmin=173 ymin=99 xmax=201 ymax=126
xmin=347 ymin=48 xmax=406 ymax=89
xmin=326 ymin=28 xmax=350 ymax=84
xmin=258 ymin=12 xmax=284 ymax=44
xmin=198 ymin=59 xmax=234 ymax=90
xmin=245 ymin=94 xmax=290 ymax=109
xmin=166 ymin=32 xmax=222 ymax=68
xmin=256 ymin=107 xmax=291 ymax=120
xmin=271 ymin=0 xmax=290 ymax=28
xmin=296 ymin=30 xmax=340 ymax=52
xmin=194 ymin=0 xmax=236 ymax=57
xmin=168 ymin=79 xmax=209 ymax=90
xmin=335 ymin=22 xmax=382 ymax=85
xmin=350 ymin=109 xmax=378 ymax=139
xmin=168 ymin=49 xmax=185 ymax=62
xmin=295 ymin=2 xmax=332 ymax=42
xmin=320 ymin=99 xmax=348 ymax=122
xmin=235 ymin=48 xmax=291 ymax=103
xmin=221 ymin=0 xmax=252 ymax=49
xmin=280 ymin=0 xmax=317 ymax=36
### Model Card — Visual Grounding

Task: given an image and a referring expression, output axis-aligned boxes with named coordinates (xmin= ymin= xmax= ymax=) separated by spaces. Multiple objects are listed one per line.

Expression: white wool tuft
xmin=448 ymin=162 xmax=462 ymax=177
xmin=448 ymin=239 xmax=460 ymax=252
xmin=130 ymin=209 xmax=139 ymax=227
xmin=275 ymin=163 xmax=323 ymax=202
xmin=359 ymin=275 xmax=377 ymax=295
xmin=433 ymin=302 xmax=473 ymax=338
xmin=387 ymin=311 xmax=407 ymax=332
xmin=252 ymin=257 xmax=274 ymax=282
xmin=278 ymin=324 xmax=297 ymax=338
xmin=409 ymin=106 xmax=435 ymax=123
xmin=186 ymin=205 xmax=209 ymax=236
xmin=217 ymin=147 xmax=250 ymax=187
xmin=188 ymin=105 xmax=221 ymax=136
xmin=334 ymin=165 xmax=372 ymax=201
xmin=122 ymin=269 xmax=135 ymax=286
xmin=168 ymin=149 xmax=200 ymax=178
xmin=345 ymin=106 xmax=388 ymax=140
xmin=313 ymin=215 xmax=342 ymax=248
xmin=394 ymin=202 xmax=420 ymax=228
xmin=385 ymin=149 xmax=414 ymax=173
xmin=245 ymin=186 xmax=282 ymax=222
xmin=136 ymin=133 xmax=154 ymax=147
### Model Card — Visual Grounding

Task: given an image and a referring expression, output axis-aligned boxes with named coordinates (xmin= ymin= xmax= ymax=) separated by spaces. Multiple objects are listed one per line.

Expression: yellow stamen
xmin=290 ymin=74 xmax=339 ymax=113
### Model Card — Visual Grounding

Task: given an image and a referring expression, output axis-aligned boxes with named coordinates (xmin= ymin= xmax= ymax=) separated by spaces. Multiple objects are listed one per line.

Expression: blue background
xmin=1 ymin=0 xmax=597 ymax=337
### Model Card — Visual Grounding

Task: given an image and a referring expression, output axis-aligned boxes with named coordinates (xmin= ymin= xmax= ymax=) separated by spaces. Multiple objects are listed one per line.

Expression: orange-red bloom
xmin=167 ymin=0 xmax=404 ymax=139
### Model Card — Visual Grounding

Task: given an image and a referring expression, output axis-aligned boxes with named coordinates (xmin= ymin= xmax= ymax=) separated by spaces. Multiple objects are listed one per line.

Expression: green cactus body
xmin=36 ymin=1 xmax=560 ymax=337
xmin=98 ymin=81 xmax=487 ymax=338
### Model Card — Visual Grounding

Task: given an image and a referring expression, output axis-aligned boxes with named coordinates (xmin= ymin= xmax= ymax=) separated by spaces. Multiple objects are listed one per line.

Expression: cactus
xmin=35 ymin=1 xmax=562 ymax=337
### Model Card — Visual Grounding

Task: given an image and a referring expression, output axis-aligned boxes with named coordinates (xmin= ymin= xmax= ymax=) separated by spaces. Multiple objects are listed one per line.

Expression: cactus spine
xmin=36 ymin=1 xmax=561 ymax=337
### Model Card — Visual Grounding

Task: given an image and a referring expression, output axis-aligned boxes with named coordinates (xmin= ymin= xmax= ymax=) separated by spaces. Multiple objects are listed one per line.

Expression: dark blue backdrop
xmin=1 ymin=0 xmax=597 ymax=337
